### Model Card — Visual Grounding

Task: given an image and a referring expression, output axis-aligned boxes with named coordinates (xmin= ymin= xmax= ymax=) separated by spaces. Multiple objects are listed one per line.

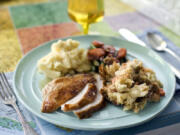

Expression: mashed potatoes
xmin=38 ymin=39 xmax=92 ymax=79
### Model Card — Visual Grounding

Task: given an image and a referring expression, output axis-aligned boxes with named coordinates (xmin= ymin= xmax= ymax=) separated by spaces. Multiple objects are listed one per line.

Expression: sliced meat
xmin=61 ymin=83 xmax=97 ymax=112
xmin=41 ymin=74 xmax=96 ymax=113
xmin=73 ymin=74 xmax=105 ymax=119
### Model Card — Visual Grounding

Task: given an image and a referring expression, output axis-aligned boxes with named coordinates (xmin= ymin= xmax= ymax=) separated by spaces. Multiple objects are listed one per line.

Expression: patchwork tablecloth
xmin=0 ymin=0 xmax=180 ymax=135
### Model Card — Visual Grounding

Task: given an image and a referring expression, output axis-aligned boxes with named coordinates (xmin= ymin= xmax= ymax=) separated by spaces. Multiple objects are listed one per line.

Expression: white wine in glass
xmin=68 ymin=0 xmax=104 ymax=34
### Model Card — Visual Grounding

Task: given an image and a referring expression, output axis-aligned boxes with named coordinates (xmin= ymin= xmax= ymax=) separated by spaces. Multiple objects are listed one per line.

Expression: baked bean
xmin=88 ymin=48 xmax=106 ymax=60
xmin=103 ymin=56 xmax=119 ymax=65
xmin=103 ymin=45 xmax=116 ymax=55
xmin=159 ymin=88 xmax=165 ymax=96
xmin=117 ymin=48 xmax=127 ymax=59
xmin=92 ymin=40 xmax=104 ymax=48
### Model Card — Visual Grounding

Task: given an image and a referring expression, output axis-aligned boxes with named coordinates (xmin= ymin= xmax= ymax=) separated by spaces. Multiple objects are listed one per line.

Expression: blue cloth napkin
xmin=138 ymin=29 xmax=180 ymax=91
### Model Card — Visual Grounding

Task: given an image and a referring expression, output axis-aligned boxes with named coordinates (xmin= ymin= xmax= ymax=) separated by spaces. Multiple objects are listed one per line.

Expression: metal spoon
xmin=147 ymin=32 xmax=180 ymax=62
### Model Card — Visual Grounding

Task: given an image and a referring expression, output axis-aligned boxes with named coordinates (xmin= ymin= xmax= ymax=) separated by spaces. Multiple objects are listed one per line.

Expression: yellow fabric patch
xmin=0 ymin=0 xmax=47 ymax=7
xmin=0 ymin=8 xmax=22 ymax=72
xmin=105 ymin=0 xmax=135 ymax=16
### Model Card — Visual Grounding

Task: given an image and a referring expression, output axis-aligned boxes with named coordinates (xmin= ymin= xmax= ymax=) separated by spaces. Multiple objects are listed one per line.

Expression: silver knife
xmin=119 ymin=28 xmax=180 ymax=78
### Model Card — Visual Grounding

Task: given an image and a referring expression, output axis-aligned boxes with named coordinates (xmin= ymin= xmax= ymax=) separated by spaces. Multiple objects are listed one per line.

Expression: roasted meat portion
xmin=74 ymin=74 xmax=105 ymax=119
xmin=61 ymin=83 xmax=97 ymax=112
xmin=41 ymin=74 xmax=96 ymax=113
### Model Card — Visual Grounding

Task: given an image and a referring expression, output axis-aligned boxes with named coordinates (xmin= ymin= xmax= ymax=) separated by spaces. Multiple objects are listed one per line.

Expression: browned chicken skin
xmin=41 ymin=74 xmax=96 ymax=113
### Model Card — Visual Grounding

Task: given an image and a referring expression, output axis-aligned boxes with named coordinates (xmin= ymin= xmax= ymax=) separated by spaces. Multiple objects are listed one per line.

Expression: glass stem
xmin=82 ymin=23 xmax=89 ymax=35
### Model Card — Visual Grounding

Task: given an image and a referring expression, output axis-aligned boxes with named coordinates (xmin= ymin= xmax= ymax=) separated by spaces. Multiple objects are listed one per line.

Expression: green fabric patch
xmin=77 ymin=21 xmax=119 ymax=36
xmin=90 ymin=21 xmax=119 ymax=36
xmin=10 ymin=1 xmax=70 ymax=28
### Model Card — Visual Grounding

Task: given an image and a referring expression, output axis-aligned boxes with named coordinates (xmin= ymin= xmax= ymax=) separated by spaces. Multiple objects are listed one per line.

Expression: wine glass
xmin=68 ymin=0 xmax=104 ymax=34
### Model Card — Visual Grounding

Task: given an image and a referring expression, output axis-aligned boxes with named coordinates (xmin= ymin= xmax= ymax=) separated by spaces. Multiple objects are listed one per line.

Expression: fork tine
xmin=0 ymin=73 xmax=14 ymax=97
xmin=0 ymin=83 xmax=4 ymax=99
xmin=0 ymin=81 xmax=8 ymax=99
xmin=0 ymin=93 xmax=3 ymax=99
xmin=2 ymin=73 xmax=13 ymax=92
xmin=0 ymin=88 xmax=4 ymax=100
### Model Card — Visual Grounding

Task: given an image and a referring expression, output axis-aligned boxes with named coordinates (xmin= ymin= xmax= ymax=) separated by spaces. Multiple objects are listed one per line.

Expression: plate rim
xmin=13 ymin=35 xmax=176 ymax=130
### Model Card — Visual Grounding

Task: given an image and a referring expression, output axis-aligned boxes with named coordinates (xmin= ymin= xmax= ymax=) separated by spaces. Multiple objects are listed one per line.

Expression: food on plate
xmin=38 ymin=39 xmax=91 ymax=79
xmin=88 ymin=42 xmax=127 ymax=64
xmin=74 ymin=74 xmax=105 ymax=119
xmin=38 ymin=39 xmax=165 ymax=119
xmin=41 ymin=74 xmax=96 ymax=113
xmin=41 ymin=73 xmax=105 ymax=119
xmin=61 ymin=83 xmax=97 ymax=112
xmin=87 ymin=41 xmax=127 ymax=76
xmin=117 ymin=48 xmax=127 ymax=59
xmin=101 ymin=59 xmax=164 ymax=113
xmin=88 ymin=48 xmax=106 ymax=61
xmin=99 ymin=62 xmax=121 ymax=81
xmin=92 ymin=40 xmax=104 ymax=48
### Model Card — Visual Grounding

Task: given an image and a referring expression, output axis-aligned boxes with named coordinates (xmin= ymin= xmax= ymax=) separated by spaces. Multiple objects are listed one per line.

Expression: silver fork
xmin=0 ymin=73 xmax=38 ymax=135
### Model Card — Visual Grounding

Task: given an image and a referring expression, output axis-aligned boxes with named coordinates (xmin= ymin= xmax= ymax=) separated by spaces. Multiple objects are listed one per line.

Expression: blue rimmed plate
xmin=13 ymin=35 xmax=175 ymax=130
